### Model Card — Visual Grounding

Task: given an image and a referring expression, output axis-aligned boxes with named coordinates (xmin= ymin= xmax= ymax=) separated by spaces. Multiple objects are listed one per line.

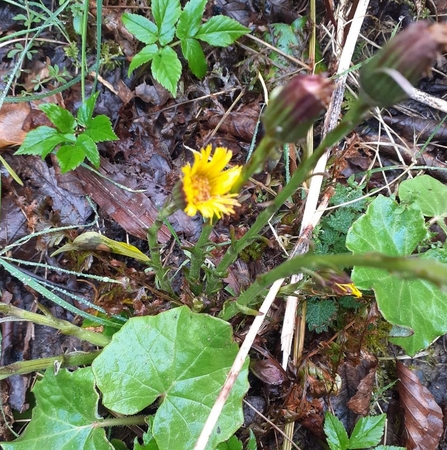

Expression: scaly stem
xmin=214 ymin=101 xmax=370 ymax=284
xmin=147 ymin=202 xmax=179 ymax=297
xmin=0 ymin=302 xmax=110 ymax=347
xmin=221 ymin=252 xmax=447 ymax=319
xmin=187 ymin=221 xmax=214 ymax=296
xmin=0 ymin=350 xmax=101 ymax=380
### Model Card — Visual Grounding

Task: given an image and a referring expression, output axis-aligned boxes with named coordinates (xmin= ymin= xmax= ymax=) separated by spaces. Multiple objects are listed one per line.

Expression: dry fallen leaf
xmin=397 ymin=361 xmax=443 ymax=450
xmin=0 ymin=103 xmax=31 ymax=148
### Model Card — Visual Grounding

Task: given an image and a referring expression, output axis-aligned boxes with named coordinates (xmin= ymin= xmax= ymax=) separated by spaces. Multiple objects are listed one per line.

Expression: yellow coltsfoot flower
xmin=178 ymin=145 xmax=242 ymax=220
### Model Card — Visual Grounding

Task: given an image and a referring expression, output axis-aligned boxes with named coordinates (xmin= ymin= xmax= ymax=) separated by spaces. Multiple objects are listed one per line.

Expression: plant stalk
xmin=0 ymin=302 xmax=111 ymax=347
xmin=0 ymin=350 xmax=101 ymax=381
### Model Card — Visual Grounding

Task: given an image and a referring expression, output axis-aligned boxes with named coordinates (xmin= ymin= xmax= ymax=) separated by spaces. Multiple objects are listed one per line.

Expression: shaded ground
xmin=1 ymin=0 xmax=447 ymax=448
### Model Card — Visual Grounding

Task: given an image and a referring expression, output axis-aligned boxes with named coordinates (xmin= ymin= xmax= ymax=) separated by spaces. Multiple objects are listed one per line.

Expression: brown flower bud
xmin=262 ymin=74 xmax=333 ymax=144
xmin=359 ymin=21 xmax=447 ymax=107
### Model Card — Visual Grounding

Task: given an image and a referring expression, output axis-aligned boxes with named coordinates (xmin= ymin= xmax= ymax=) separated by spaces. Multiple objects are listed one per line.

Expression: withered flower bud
xmin=262 ymin=74 xmax=333 ymax=144
xmin=359 ymin=21 xmax=447 ymax=107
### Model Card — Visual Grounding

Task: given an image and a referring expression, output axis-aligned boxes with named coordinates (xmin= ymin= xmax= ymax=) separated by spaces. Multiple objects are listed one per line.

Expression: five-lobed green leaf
xmin=128 ymin=44 xmax=159 ymax=75
xmin=152 ymin=0 xmax=181 ymax=46
xmin=39 ymin=103 xmax=76 ymax=133
xmin=324 ymin=412 xmax=350 ymax=450
xmin=57 ymin=144 xmax=86 ymax=172
xmin=121 ymin=13 xmax=158 ymax=45
xmin=15 ymin=126 xmax=68 ymax=158
xmin=151 ymin=46 xmax=182 ymax=96
xmin=176 ymin=0 xmax=207 ymax=40
xmin=0 ymin=367 xmax=113 ymax=450
xmin=348 ymin=414 xmax=385 ymax=448
xmin=77 ymin=91 xmax=100 ymax=127
xmin=195 ymin=16 xmax=250 ymax=46
xmin=181 ymin=37 xmax=207 ymax=78
xmin=84 ymin=115 xmax=118 ymax=143
xmin=92 ymin=306 xmax=249 ymax=450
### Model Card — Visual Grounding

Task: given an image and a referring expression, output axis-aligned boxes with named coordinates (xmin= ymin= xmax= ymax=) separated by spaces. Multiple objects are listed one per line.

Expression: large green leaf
xmin=324 ymin=412 xmax=349 ymax=450
xmin=39 ymin=103 xmax=76 ymax=133
xmin=152 ymin=0 xmax=181 ymax=46
xmin=77 ymin=92 xmax=100 ymax=127
xmin=176 ymin=0 xmax=207 ymax=40
xmin=346 ymin=195 xmax=447 ymax=355
xmin=195 ymin=16 xmax=249 ymax=47
xmin=77 ymin=134 xmax=99 ymax=168
xmin=84 ymin=115 xmax=118 ymax=143
xmin=151 ymin=46 xmax=182 ymax=96
xmin=122 ymin=13 xmax=158 ymax=45
xmin=128 ymin=44 xmax=159 ymax=75
xmin=348 ymin=414 xmax=385 ymax=448
xmin=15 ymin=126 xmax=68 ymax=157
xmin=57 ymin=144 xmax=85 ymax=172
xmin=399 ymin=174 xmax=447 ymax=219
xmin=181 ymin=37 xmax=207 ymax=78
xmin=0 ymin=368 xmax=113 ymax=450
xmin=92 ymin=306 xmax=249 ymax=450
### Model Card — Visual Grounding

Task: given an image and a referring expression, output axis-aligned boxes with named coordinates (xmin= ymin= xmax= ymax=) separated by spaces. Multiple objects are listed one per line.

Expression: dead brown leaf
xmin=0 ymin=103 xmax=31 ymax=148
xmin=397 ymin=361 xmax=443 ymax=450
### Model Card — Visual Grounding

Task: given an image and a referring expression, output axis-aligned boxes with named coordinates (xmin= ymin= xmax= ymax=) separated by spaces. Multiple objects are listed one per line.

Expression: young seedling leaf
xmin=122 ymin=13 xmax=158 ymax=45
xmin=152 ymin=0 xmax=181 ymax=46
xmin=195 ymin=16 xmax=249 ymax=47
xmin=0 ymin=368 xmax=113 ymax=450
xmin=176 ymin=0 xmax=207 ymax=40
xmin=348 ymin=414 xmax=386 ymax=448
xmin=181 ymin=38 xmax=207 ymax=78
xmin=77 ymin=134 xmax=99 ymax=168
xmin=346 ymin=195 xmax=447 ymax=355
xmin=128 ymin=44 xmax=159 ymax=75
xmin=39 ymin=103 xmax=76 ymax=133
xmin=151 ymin=46 xmax=182 ymax=96
xmin=217 ymin=435 xmax=243 ymax=450
xmin=84 ymin=115 xmax=118 ymax=142
xmin=92 ymin=306 xmax=249 ymax=450
xmin=77 ymin=91 xmax=100 ymax=127
xmin=57 ymin=144 xmax=86 ymax=172
xmin=15 ymin=126 xmax=67 ymax=157
xmin=323 ymin=412 xmax=349 ymax=450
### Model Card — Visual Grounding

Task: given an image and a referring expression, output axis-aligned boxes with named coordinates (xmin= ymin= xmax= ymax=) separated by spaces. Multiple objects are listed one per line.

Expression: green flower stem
xmin=231 ymin=135 xmax=277 ymax=193
xmin=0 ymin=350 xmax=101 ymax=381
xmin=94 ymin=415 xmax=148 ymax=428
xmin=215 ymin=100 xmax=371 ymax=281
xmin=187 ymin=221 xmax=214 ymax=296
xmin=221 ymin=252 xmax=447 ymax=320
xmin=147 ymin=201 xmax=179 ymax=297
xmin=0 ymin=302 xmax=110 ymax=347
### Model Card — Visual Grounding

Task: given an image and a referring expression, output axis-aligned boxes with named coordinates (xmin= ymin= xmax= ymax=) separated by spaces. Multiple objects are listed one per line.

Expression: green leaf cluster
xmin=324 ymin=412 xmax=404 ymax=450
xmin=1 ymin=307 xmax=249 ymax=450
xmin=315 ymin=182 xmax=367 ymax=254
xmin=15 ymin=92 xmax=118 ymax=172
xmin=306 ymin=298 xmax=337 ymax=333
xmin=122 ymin=0 xmax=250 ymax=96
xmin=346 ymin=175 xmax=447 ymax=355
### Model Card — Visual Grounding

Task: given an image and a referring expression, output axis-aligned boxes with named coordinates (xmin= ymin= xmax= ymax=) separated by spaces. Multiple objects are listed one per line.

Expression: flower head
xmin=262 ymin=74 xmax=333 ymax=144
xmin=178 ymin=145 xmax=242 ymax=219
xmin=359 ymin=21 xmax=447 ymax=107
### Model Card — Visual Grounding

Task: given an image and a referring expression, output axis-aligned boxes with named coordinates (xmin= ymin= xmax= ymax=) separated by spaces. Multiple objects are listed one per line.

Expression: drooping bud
xmin=359 ymin=21 xmax=447 ymax=107
xmin=262 ymin=74 xmax=333 ymax=144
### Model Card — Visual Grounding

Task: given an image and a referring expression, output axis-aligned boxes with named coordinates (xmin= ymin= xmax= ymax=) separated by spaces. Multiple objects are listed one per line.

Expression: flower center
xmin=192 ymin=175 xmax=211 ymax=202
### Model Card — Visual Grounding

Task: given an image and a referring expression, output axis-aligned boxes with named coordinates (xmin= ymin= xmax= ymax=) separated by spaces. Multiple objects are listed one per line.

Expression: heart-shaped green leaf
xmin=0 ymin=368 xmax=113 ymax=450
xmin=92 ymin=306 xmax=249 ymax=450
